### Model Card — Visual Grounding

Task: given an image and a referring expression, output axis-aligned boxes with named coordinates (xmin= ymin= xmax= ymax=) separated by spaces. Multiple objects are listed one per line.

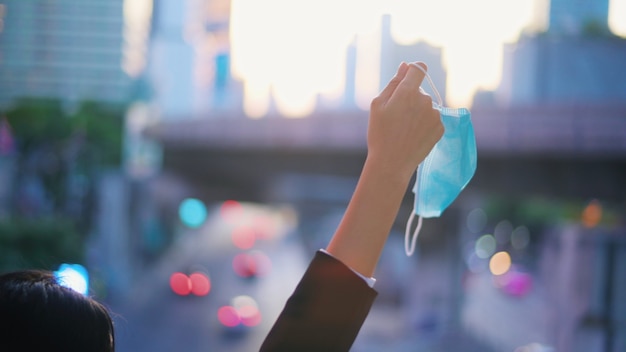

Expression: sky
xmin=229 ymin=0 xmax=626 ymax=118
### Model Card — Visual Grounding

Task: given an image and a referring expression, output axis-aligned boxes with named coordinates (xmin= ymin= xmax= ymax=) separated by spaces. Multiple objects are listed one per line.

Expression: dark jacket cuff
xmin=260 ymin=250 xmax=378 ymax=352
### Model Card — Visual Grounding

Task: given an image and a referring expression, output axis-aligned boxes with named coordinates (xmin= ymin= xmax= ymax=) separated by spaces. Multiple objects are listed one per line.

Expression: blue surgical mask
xmin=405 ymin=64 xmax=477 ymax=256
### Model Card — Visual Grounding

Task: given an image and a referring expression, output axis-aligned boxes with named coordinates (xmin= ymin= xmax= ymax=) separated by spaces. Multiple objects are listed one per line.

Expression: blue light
xmin=54 ymin=264 xmax=89 ymax=295
xmin=179 ymin=198 xmax=208 ymax=228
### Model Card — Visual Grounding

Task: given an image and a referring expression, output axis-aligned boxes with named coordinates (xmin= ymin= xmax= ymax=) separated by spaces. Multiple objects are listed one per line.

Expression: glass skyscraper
xmin=0 ymin=0 xmax=144 ymax=109
xmin=548 ymin=0 xmax=610 ymax=34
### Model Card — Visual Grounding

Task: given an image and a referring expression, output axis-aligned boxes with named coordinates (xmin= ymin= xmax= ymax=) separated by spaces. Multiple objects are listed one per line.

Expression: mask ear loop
xmin=410 ymin=62 xmax=444 ymax=106
xmin=405 ymin=208 xmax=423 ymax=256
xmin=404 ymin=63 xmax=443 ymax=257
xmin=405 ymin=164 xmax=424 ymax=256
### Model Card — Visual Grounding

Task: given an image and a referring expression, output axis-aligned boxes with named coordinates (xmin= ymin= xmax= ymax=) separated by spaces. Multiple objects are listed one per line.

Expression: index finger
xmin=400 ymin=62 xmax=428 ymax=92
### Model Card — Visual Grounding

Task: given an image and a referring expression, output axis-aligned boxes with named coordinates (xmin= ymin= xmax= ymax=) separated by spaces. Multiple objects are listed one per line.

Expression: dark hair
xmin=0 ymin=270 xmax=115 ymax=352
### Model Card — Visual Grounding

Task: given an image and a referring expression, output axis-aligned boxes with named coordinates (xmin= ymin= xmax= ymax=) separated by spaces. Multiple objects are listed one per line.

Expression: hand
xmin=366 ymin=62 xmax=444 ymax=180
xmin=326 ymin=63 xmax=442 ymax=276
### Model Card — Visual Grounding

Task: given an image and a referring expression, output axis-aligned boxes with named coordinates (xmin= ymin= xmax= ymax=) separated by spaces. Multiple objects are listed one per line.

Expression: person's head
xmin=0 ymin=269 xmax=115 ymax=352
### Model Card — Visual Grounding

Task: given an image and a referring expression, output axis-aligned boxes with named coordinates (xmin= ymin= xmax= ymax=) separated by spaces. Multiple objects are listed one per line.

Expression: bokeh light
xmin=231 ymin=225 xmax=256 ymax=249
xmin=232 ymin=250 xmax=272 ymax=278
xmin=249 ymin=250 xmax=272 ymax=276
xmin=232 ymin=295 xmax=261 ymax=327
xmin=179 ymin=198 xmax=208 ymax=228
xmin=233 ymin=252 xmax=258 ymax=278
xmin=494 ymin=220 xmax=513 ymax=245
xmin=489 ymin=251 xmax=512 ymax=276
xmin=220 ymin=200 xmax=244 ymax=224
xmin=494 ymin=269 xmax=533 ymax=297
xmin=475 ymin=234 xmax=496 ymax=259
xmin=581 ymin=199 xmax=602 ymax=228
xmin=217 ymin=306 xmax=241 ymax=327
xmin=232 ymin=295 xmax=256 ymax=310
xmin=54 ymin=264 xmax=89 ymax=295
xmin=170 ymin=272 xmax=192 ymax=296
xmin=467 ymin=208 xmax=487 ymax=233
xmin=466 ymin=252 xmax=488 ymax=274
xmin=218 ymin=296 xmax=262 ymax=328
xmin=511 ymin=226 xmax=530 ymax=250
xmin=170 ymin=272 xmax=212 ymax=296
xmin=189 ymin=272 xmax=211 ymax=296
xmin=251 ymin=214 xmax=277 ymax=240
xmin=239 ymin=305 xmax=262 ymax=327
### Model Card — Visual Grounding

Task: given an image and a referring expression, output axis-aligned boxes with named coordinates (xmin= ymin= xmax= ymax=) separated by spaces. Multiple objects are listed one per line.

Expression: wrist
xmin=363 ymin=153 xmax=415 ymax=187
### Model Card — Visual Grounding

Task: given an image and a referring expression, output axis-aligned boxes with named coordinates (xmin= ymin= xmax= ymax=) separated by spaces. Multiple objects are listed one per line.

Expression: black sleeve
xmin=260 ymin=250 xmax=378 ymax=352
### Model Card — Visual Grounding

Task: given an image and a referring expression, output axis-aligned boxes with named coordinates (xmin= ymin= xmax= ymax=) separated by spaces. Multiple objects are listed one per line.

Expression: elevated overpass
xmin=146 ymin=103 xmax=626 ymax=203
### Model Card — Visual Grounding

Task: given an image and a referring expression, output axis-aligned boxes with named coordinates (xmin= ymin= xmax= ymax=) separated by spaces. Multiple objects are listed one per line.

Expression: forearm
xmin=326 ymin=156 xmax=412 ymax=277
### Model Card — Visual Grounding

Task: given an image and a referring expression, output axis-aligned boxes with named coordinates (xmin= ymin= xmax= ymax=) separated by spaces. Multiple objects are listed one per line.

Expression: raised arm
xmin=326 ymin=61 xmax=443 ymax=277
xmin=260 ymin=62 xmax=443 ymax=352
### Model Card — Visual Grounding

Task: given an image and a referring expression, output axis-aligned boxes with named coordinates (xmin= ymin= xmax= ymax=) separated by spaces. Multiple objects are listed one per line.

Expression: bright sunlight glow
xmin=231 ymin=0 xmax=626 ymax=117
xmin=610 ymin=0 xmax=626 ymax=36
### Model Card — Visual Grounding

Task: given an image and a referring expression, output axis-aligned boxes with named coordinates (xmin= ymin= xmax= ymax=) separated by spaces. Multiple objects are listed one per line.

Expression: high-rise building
xmin=0 ymin=0 xmax=143 ymax=109
xmin=493 ymin=35 xmax=626 ymax=106
xmin=379 ymin=14 xmax=446 ymax=105
xmin=548 ymin=0 xmax=610 ymax=34
xmin=486 ymin=0 xmax=626 ymax=107
xmin=147 ymin=0 xmax=240 ymax=119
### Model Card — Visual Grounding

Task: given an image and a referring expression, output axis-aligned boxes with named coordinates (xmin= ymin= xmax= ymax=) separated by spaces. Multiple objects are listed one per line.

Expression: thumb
xmin=377 ymin=62 xmax=409 ymax=103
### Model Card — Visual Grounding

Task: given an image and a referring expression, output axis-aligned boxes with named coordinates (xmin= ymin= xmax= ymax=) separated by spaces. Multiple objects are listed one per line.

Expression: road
xmin=106 ymin=201 xmax=554 ymax=352
xmin=109 ymin=202 xmax=309 ymax=352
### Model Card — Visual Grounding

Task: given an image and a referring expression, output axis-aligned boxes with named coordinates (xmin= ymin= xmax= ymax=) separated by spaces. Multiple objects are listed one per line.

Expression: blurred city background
xmin=0 ymin=0 xmax=625 ymax=351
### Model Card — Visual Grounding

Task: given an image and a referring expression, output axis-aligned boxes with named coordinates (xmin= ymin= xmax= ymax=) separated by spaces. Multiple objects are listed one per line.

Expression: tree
xmin=1 ymin=98 xmax=125 ymax=272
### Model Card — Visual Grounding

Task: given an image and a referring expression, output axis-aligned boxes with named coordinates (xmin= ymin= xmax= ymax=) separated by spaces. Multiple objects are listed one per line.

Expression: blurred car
xmin=217 ymin=295 xmax=262 ymax=338
xmin=169 ymin=270 xmax=211 ymax=297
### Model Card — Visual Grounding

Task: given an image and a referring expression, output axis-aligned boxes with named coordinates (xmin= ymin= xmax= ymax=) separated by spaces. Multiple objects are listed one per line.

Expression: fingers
xmin=399 ymin=62 xmax=428 ymax=93
xmin=377 ymin=62 xmax=409 ymax=103
xmin=410 ymin=61 xmax=428 ymax=73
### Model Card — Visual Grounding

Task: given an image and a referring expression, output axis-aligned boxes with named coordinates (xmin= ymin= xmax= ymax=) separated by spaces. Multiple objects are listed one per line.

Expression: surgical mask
xmin=405 ymin=64 xmax=477 ymax=256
